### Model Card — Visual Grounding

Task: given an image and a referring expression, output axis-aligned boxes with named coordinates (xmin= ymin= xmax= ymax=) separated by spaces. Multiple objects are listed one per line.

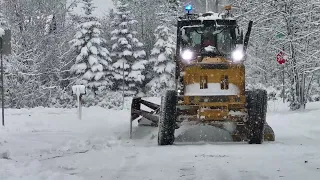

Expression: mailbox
xmin=72 ymin=85 xmax=86 ymax=96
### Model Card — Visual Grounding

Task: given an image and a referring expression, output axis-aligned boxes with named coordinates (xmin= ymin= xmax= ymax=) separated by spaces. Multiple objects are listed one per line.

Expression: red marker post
xmin=276 ymin=51 xmax=286 ymax=65
xmin=277 ymin=51 xmax=287 ymax=103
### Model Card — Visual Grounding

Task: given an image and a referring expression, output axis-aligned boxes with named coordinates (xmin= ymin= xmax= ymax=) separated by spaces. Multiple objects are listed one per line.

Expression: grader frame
xmin=130 ymin=8 xmax=275 ymax=145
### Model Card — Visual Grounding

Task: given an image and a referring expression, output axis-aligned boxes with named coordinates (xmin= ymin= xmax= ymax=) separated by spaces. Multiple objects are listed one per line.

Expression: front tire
xmin=246 ymin=89 xmax=267 ymax=144
xmin=158 ymin=90 xmax=177 ymax=145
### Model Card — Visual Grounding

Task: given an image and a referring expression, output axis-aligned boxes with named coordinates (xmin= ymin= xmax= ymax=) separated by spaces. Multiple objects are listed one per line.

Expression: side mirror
xmin=243 ymin=21 xmax=253 ymax=52
xmin=236 ymin=29 xmax=244 ymax=44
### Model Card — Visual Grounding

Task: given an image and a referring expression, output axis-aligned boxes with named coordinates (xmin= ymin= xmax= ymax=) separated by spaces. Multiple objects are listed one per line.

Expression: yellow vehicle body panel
xmin=178 ymin=57 xmax=247 ymax=121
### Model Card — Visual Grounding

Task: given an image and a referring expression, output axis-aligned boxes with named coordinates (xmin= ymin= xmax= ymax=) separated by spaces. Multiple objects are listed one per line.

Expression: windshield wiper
xmin=212 ymin=26 xmax=228 ymax=35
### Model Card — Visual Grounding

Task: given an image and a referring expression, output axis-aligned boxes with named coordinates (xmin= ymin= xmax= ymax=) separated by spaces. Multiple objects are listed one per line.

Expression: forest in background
xmin=0 ymin=0 xmax=320 ymax=110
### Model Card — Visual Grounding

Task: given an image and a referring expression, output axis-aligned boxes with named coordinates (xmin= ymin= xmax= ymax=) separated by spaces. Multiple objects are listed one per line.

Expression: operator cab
xmin=177 ymin=6 xmax=247 ymax=66
xmin=175 ymin=5 xmax=253 ymax=96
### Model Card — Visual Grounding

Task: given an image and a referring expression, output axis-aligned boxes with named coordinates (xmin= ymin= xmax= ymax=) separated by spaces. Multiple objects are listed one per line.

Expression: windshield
xmin=216 ymin=27 xmax=235 ymax=55
xmin=181 ymin=25 xmax=203 ymax=53
xmin=180 ymin=24 xmax=236 ymax=57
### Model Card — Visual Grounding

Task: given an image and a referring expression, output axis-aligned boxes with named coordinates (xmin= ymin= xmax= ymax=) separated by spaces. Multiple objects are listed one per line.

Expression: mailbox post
xmin=0 ymin=29 xmax=11 ymax=126
xmin=72 ymin=85 xmax=86 ymax=120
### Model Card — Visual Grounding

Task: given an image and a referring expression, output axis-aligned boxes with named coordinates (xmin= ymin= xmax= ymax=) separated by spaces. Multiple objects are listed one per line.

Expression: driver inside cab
xmin=203 ymin=31 xmax=215 ymax=47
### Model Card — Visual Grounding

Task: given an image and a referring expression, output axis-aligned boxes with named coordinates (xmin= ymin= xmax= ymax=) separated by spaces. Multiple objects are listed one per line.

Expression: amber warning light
xmin=224 ymin=5 xmax=232 ymax=11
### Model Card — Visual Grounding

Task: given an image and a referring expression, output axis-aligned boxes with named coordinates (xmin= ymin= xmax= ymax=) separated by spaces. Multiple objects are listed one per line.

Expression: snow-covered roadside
xmin=0 ymin=107 xmax=132 ymax=180
xmin=1 ymin=101 xmax=320 ymax=180
xmin=0 ymin=107 xmax=133 ymax=154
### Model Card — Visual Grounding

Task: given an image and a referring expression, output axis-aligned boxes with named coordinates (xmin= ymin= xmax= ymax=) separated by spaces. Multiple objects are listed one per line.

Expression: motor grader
xmin=130 ymin=5 xmax=275 ymax=145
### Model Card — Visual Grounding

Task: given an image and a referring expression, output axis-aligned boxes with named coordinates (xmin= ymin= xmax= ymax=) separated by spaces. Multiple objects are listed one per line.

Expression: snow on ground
xmin=1 ymin=100 xmax=320 ymax=180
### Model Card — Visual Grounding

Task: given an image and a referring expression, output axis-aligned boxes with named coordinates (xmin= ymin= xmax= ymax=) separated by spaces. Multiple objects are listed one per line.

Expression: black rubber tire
xmin=264 ymin=123 xmax=275 ymax=141
xmin=245 ymin=89 xmax=267 ymax=144
xmin=158 ymin=90 xmax=177 ymax=145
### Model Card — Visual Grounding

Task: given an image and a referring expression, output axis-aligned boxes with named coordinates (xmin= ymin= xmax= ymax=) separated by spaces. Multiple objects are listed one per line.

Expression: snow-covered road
xmin=1 ymin=101 xmax=320 ymax=180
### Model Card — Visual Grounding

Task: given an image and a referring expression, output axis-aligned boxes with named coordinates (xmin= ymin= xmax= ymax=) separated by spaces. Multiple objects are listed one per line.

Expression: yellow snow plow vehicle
xmin=130 ymin=5 xmax=275 ymax=145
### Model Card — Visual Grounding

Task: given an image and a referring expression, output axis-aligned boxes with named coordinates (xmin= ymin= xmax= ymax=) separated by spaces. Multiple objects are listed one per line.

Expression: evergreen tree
xmin=70 ymin=0 xmax=113 ymax=93
xmin=110 ymin=1 xmax=147 ymax=96
xmin=0 ymin=11 xmax=8 ymax=36
xmin=167 ymin=0 xmax=182 ymax=25
xmin=147 ymin=12 xmax=176 ymax=96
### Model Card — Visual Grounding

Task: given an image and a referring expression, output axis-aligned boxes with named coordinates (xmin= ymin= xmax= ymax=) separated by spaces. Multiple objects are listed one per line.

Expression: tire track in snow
xmin=178 ymin=163 xmax=197 ymax=180
xmin=110 ymin=153 xmax=140 ymax=179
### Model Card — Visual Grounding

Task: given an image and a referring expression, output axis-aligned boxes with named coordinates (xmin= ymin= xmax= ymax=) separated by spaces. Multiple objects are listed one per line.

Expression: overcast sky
xmin=72 ymin=0 xmax=114 ymax=17
xmin=72 ymin=0 xmax=228 ymax=17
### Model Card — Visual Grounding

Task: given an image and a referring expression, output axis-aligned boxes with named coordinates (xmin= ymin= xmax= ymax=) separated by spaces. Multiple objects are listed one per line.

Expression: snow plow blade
xmin=130 ymin=97 xmax=160 ymax=138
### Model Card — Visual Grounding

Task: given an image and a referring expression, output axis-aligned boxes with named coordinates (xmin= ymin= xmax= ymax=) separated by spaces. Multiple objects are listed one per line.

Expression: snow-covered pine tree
xmin=167 ymin=0 xmax=182 ymax=24
xmin=70 ymin=0 xmax=113 ymax=94
xmin=0 ymin=11 xmax=8 ymax=36
xmin=110 ymin=1 xmax=147 ymax=96
xmin=147 ymin=11 xmax=176 ymax=96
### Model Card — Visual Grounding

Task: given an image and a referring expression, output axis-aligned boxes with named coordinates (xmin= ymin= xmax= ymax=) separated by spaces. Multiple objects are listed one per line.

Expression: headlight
xmin=232 ymin=49 xmax=245 ymax=62
xmin=181 ymin=49 xmax=194 ymax=63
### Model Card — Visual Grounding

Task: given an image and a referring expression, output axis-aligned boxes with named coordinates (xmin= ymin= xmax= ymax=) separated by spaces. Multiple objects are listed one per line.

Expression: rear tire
xmin=246 ymin=89 xmax=267 ymax=144
xmin=158 ymin=90 xmax=177 ymax=145
xmin=264 ymin=123 xmax=275 ymax=141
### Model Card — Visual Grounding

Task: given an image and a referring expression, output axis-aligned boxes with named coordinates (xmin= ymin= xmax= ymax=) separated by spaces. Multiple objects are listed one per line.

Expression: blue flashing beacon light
xmin=185 ymin=4 xmax=193 ymax=14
